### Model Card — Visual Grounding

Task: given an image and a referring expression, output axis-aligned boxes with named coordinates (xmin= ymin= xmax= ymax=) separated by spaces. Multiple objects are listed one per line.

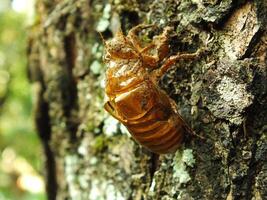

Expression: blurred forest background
xmin=0 ymin=0 xmax=45 ymax=199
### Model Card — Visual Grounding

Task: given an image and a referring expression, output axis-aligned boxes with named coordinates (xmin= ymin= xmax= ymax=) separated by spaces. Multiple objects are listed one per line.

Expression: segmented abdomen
xmin=114 ymin=80 xmax=185 ymax=154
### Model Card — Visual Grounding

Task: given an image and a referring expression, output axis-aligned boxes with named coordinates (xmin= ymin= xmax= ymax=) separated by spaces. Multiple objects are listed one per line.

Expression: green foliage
xmin=0 ymin=1 xmax=45 ymax=199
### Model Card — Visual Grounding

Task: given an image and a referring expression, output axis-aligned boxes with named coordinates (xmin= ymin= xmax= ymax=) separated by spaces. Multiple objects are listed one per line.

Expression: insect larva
xmin=103 ymin=24 xmax=201 ymax=154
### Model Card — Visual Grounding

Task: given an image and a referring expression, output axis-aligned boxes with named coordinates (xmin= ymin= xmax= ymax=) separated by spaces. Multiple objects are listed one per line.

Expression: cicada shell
xmin=103 ymin=25 xmax=200 ymax=154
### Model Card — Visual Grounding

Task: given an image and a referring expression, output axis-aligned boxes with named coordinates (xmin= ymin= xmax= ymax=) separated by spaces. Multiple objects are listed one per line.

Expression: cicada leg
xmin=139 ymin=26 xmax=173 ymax=68
xmin=104 ymin=101 xmax=126 ymax=123
xmin=160 ymin=50 xmax=202 ymax=77
xmin=168 ymin=97 xmax=205 ymax=140
xmin=127 ymin=24 xmax=156 ymax=50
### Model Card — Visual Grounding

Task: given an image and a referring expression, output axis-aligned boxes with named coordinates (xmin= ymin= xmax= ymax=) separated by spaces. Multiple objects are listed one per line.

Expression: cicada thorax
xmin=105 ymin=58 xmax=147 ymax=98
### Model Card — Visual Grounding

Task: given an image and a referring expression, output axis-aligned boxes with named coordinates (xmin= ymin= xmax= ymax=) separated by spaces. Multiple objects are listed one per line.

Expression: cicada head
xmin=104 ymin=30 xmax=139 ymax=60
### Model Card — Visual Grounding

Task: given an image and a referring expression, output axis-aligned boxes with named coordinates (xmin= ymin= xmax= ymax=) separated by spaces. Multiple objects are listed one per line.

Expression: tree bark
xmin=28 ymin=0 xmax=267 ymax=199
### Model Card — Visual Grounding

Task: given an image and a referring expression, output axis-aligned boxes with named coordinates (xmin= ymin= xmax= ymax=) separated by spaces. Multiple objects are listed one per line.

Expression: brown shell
xmin=103 ymin=25 xmax=197 ymax=154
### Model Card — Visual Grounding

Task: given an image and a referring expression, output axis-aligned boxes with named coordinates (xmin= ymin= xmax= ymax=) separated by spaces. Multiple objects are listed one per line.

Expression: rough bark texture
xmin=28 ymin=0 xmax=267 ymax=200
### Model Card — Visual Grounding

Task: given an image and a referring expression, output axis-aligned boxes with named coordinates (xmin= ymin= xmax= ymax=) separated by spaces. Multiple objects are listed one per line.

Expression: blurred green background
xmin=0 ymin=0 xmax=45 ymax=199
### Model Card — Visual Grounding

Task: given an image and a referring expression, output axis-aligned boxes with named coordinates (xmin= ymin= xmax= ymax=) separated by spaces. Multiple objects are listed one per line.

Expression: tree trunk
xmin=27 ymin=0 xmax=267 ymax=199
